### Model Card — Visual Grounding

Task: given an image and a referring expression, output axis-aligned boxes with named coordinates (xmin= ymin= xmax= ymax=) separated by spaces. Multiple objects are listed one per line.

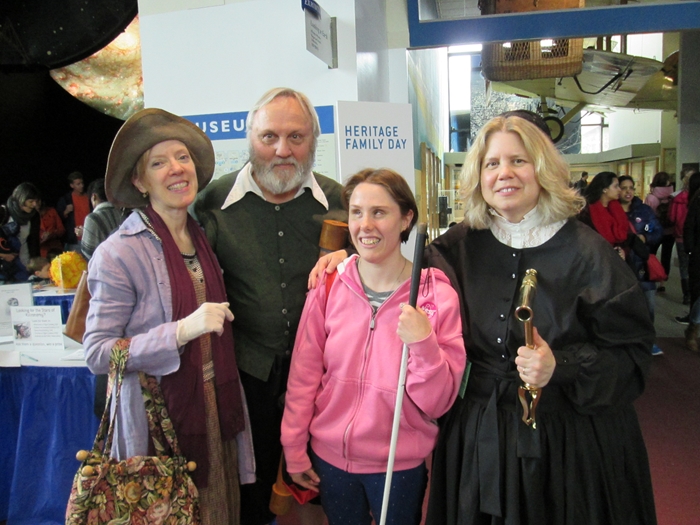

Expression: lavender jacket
xmin=84 ymin=211 xmax=255 ymax=483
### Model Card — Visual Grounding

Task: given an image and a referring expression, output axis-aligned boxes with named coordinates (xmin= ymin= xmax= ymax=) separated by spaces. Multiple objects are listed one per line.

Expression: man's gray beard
xmin=250 ymin=151 xmax=315 ymax=196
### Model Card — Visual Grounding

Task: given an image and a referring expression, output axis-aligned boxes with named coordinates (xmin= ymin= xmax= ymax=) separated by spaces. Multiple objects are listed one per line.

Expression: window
xmin=580 ymin=112 xmax=609 ymax=154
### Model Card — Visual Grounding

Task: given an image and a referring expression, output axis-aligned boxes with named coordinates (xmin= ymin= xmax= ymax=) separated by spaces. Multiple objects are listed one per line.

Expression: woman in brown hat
xmin=83 ymin=108 xmax=250 ymax=524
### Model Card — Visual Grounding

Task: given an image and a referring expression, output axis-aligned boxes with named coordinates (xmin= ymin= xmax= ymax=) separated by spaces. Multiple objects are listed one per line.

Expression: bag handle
xmin=138 ymin=372 xmax=184 ymax=456
xmin=90 ymin=339 xmax=129 ymax=457
xmin=90 ymin=339 xmax=183 ymax=458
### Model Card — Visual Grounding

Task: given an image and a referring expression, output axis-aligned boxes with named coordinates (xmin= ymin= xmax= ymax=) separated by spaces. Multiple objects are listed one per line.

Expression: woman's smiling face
xmin=348 ymin=182 xmax=412 ymax=266
xmin=480 ymin=131 xmax=541 ymax=223
xmin=132 ymin=140 xmax=198 ymax=214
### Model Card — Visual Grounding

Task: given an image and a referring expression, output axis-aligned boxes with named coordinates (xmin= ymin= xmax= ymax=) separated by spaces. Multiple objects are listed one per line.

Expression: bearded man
xmin=195 ymin=87 xmax=346 ymax=525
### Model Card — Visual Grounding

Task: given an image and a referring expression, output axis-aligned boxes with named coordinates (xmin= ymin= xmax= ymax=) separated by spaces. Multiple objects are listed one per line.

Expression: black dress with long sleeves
xmin=425 ymin=219 xmax=656 ymax=525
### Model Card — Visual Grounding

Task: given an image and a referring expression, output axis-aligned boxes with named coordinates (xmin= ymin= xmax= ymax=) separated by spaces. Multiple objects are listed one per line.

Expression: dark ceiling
xmin=0 ymin=0 xmax=137 ymax=71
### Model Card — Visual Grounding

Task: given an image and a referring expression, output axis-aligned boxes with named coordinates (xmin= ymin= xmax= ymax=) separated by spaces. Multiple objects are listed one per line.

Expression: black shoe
xmin=675 ymin=314 xmax=690 ymax=325
xmin=657 ymin=286 xmax=666 ymax=293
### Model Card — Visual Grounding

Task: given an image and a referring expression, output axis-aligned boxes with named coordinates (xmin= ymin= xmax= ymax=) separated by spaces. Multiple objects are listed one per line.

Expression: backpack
xmin=656 ymin=197 xmax=674 ymax=228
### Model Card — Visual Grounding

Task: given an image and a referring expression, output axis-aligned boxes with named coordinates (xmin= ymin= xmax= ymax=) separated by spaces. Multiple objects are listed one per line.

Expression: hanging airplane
xmin=483 ymin=45 xmax=678 ymax=142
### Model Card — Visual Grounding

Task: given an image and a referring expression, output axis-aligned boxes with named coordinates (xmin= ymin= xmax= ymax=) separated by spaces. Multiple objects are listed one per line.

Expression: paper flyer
xmin=10 ymin=306 xmax=64 ymax=349
xmin=0 ymin=350 xmax=20 ymax=366
xmin=0 ymin=283 xmax=33 ymax=337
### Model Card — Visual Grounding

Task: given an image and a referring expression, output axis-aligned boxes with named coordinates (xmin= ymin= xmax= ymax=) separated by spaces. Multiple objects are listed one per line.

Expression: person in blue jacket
xmin=619 ymin=175 xmax=664 ymax=356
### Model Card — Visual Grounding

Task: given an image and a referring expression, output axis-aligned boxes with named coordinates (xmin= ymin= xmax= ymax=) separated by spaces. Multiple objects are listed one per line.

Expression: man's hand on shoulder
xmin=308 ymin=250 xmax=347 ymax=289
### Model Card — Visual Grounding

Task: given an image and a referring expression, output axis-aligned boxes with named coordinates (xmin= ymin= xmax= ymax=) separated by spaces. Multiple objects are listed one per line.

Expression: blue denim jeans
xmin=644 ymin=289 xmax=656 ymax=324
xmin=310 ymin=449 xmax=427 ymax=525
xmin=690 ymin=297 xmax=700 ymax=324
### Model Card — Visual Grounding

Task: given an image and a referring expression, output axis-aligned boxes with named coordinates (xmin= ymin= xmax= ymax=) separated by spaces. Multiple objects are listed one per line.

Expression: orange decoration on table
xmin=49 ymin=252 xmax=88 ymax=289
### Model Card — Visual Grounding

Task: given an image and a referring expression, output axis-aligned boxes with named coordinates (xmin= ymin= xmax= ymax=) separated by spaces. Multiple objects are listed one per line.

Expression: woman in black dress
xmin=424 ymin=112 xmax=656 ymax=525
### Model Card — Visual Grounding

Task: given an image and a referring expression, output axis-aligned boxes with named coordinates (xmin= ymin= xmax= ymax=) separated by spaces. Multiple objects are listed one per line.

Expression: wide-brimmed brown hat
xmin=105 ymin=108 xmax=215 ymax=208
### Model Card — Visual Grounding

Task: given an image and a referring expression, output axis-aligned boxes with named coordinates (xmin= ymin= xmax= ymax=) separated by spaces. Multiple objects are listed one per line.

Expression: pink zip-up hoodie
xmin=282 ymin=255 xmax=466 ymax=475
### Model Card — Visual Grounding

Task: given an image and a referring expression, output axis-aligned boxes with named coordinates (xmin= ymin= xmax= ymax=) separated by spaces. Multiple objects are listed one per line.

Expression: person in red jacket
xmin=670 ymin=168 xmax=698 ymax=306
xmin=56 ymin=171 xmax=90 ymax=253
xmin=35 ymin=198 xmax=65 ymax=258
xmin=578 ymin=171 xmax=631 ymax=258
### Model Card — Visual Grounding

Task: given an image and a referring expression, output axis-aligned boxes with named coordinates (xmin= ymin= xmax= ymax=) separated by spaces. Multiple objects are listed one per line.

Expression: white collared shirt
xmin=221 ymin=162 xmax=329 ymax=210
xmin=488 ymin=205 xmax=566 ymax=249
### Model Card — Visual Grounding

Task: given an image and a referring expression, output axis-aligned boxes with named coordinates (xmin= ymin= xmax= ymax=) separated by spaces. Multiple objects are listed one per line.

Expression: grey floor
xmin=651 ymin=246 xmax=688 ymax=339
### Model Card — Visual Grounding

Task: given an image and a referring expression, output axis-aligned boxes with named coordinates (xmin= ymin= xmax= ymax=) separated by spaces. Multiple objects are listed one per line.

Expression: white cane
xmin=379 ymin=223 xmax=428 ymax=525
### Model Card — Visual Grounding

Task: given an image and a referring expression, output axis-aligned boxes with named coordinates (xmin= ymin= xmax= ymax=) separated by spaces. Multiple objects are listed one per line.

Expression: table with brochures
xmin=32 ymin=286 xmax=77 ymax=324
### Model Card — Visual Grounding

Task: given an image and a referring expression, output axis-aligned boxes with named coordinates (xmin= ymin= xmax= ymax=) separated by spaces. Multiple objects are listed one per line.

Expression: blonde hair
xmin=460 ymin=115 xmax=585 ymax=229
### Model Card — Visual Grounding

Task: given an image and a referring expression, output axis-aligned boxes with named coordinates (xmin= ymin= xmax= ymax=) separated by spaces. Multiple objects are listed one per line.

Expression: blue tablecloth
xmin=33 ymin=293 xmax=75 ymax=324
xmin=0 ymin=366 xmax=98 ymax=525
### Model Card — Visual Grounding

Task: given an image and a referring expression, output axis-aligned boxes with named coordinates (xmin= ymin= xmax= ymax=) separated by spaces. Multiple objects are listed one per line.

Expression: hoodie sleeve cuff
xmin=408 ymin=331 xmax=443 ymax=368
xmin=283 ymin=446 xmax=313 ymax=475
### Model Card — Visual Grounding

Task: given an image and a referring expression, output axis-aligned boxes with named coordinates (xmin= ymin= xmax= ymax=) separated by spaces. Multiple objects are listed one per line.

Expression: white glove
xmin=176 ymin=302 xmax=234 ymax=347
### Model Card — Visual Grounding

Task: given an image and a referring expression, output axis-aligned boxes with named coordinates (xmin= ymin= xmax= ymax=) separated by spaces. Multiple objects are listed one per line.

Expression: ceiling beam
xmin=408 ymin=1 xmax=700 ymax=47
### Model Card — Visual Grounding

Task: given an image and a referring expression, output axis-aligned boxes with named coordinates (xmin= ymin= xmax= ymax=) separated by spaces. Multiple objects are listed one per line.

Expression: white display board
xmin=335 ymin=101 xmax=415 ymax=189
xmin=335 ymin=101 xmax=418 ymax=259
xmin=138 ymin=1 xmax=358 ymax=116
xmin=10 ymin=306 xmax=64 ymax=350
xmin=184 ymin=105 xmax=337 ymax=181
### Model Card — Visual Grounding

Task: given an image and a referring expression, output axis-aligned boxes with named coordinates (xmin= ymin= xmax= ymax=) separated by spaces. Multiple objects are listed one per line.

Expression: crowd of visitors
xmin=1 ymin=172 xmax=126 ymax=284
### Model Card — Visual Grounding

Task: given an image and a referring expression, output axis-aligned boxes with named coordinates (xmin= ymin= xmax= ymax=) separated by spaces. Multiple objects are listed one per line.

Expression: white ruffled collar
xmin=488 ymin=205 xmax=566 ymax=248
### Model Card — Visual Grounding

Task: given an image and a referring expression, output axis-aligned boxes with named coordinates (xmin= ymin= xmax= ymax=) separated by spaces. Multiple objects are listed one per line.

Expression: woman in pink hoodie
xmin=281 ymin=168 xmax=466 ymax=525
xmin=644 ymin=171 xmax=675 ymax=291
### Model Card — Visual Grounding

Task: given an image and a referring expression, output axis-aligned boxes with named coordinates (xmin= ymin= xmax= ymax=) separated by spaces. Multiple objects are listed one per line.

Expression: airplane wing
xmin=488 ymin=48 xmax=675 ymax=112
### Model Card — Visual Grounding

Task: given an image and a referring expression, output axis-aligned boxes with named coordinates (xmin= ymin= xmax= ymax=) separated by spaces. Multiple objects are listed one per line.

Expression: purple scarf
xmin=141 ymin=206 xmax=244 ymax=488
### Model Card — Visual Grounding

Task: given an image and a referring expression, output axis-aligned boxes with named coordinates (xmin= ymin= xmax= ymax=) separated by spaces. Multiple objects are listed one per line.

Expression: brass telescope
xmin=270 ymin=219 xmax=348 ymax=516
xmin=515 ymin=269 xmax=541 ymax=429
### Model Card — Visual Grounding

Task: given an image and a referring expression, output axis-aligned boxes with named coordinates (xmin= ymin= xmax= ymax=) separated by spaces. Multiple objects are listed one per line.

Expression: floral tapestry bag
xmin=65 ymin=338 xmax=201 ymax=524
